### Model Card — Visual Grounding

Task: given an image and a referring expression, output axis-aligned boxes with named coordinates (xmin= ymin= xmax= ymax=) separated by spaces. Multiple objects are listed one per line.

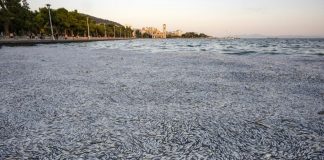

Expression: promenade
xmin=0 ymin=37 xmax=129 ymax=46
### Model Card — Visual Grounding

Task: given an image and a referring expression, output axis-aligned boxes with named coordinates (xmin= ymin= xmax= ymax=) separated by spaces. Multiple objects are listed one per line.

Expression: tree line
xmin=181 ymin=32 xmax=209 ymax=38
xmin=0 ymin=0 xmax=132 ymax=38
xmin=134 ymin=30 xmax=209 ymax=39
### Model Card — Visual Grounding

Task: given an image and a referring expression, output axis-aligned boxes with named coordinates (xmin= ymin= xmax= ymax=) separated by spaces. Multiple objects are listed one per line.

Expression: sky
xmin=28 ymin=0 xmax=324 ymax=37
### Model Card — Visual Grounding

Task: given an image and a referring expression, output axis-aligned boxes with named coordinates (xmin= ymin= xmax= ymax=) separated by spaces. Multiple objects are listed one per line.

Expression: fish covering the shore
xmin=0 ymin=39 xmax=323 ymax=159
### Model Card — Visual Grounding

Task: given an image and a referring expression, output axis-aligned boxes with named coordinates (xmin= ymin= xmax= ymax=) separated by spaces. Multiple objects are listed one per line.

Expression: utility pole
xmin=104 ymin=23 xmax=107 ymax=38
xmin=114 ymin=26 xmax=116 ymax=38
xmin=163 ymin=24 xmax=167 ymax=39
xmin=46 ymin=4 xmax=55 ymax=40
xmin=124 ymin=26 xmax=126 ymax=39
xmin=87 ymin=17 xmax=90 ymax=40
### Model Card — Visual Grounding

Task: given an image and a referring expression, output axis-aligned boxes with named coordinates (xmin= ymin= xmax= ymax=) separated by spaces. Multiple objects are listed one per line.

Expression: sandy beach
xmin=0 ymin=41 xmax=323 ymax=159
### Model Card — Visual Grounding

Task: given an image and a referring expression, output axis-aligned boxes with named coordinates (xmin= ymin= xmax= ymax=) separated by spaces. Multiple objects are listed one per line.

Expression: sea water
xmin=85 ymin=38 xmax=324 ymax=56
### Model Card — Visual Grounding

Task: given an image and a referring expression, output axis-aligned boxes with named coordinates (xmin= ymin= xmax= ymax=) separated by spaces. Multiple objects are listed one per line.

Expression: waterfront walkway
xmin=0 ymin=37 xmax=129 ymax=46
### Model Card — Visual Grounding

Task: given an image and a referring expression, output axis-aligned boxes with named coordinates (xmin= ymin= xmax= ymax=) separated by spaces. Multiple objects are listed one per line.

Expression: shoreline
xmin=0 ymin=42 xmax=323 ymax=159
xmin=0 ymin=38 xmax=130 ymax=46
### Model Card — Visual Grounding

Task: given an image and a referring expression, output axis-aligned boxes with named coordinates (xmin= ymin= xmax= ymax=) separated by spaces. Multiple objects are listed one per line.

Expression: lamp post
xmin=46 ymin=4 xmax=55 ymax=40
xmin=114 ymin=25 xmax=116 ymax=38
xmin=119 ymin=27 xmax=121 ymax=38
xmin=124 ymin=26 xmax=126 ymax=39
xmin=87 ymin=17 xmax=90 ymax=40
xmin=104 ymin=23 xmax=107 ymax=38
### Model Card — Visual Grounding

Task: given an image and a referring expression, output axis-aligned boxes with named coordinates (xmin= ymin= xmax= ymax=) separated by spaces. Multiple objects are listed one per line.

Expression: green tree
xmin=181 ymin=32 xmax=209 ymax=38
xmin=55 ymin=8 xmax=70 ymax=36
xmin=34 ymin=7 xmax=50 ymax=35
xmin=142 ymin=32 xmax=152 ymax=38
xmin=0 ymin=0 xmax=24 ymax=36
xmin=134 ymin=29 xmax=142 ymax=38
xmin=0 ymin=1 xmax=131 ymax=38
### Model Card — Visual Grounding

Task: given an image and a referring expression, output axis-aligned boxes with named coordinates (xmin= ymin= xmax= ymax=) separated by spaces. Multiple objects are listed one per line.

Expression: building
xmin=167 ymin=30 xmax=183 ymax=37
xmin=140 ymin=24 xmax=167 ymax=39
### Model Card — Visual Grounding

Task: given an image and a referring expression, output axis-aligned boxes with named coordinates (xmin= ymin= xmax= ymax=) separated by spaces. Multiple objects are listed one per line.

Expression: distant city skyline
xmin=28 ymin=0 xmax=324 ymax=37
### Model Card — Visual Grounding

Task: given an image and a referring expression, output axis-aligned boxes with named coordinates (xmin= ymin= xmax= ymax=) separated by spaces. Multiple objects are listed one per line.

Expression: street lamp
xmin=87 ymin=17 xmax=90 ymax=40
xmin=119 ymin=27 xmax=121 ymax=38
xmin=46 ymin=4 xmax=55 ymax=40
xmin=124 ymin=25 xmax=127 ymax=38
xmin=104 ymin=23 xmax=107 ymax=38
xmin=114 ymin=25 xmax=116 ymax=38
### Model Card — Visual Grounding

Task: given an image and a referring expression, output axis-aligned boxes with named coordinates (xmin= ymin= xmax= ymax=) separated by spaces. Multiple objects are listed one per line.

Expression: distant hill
xmin=80 ymin=13 xmax=123 ymax=27
xmin=239 ymin=34 xmax=324 ymax=39
xmin=238 ymin=34 xmax=268 ymax=39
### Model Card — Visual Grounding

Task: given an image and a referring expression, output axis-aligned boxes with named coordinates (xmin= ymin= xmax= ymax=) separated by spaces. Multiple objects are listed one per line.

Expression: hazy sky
xmin=29 ymin=0 xmax=324 ymax=37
